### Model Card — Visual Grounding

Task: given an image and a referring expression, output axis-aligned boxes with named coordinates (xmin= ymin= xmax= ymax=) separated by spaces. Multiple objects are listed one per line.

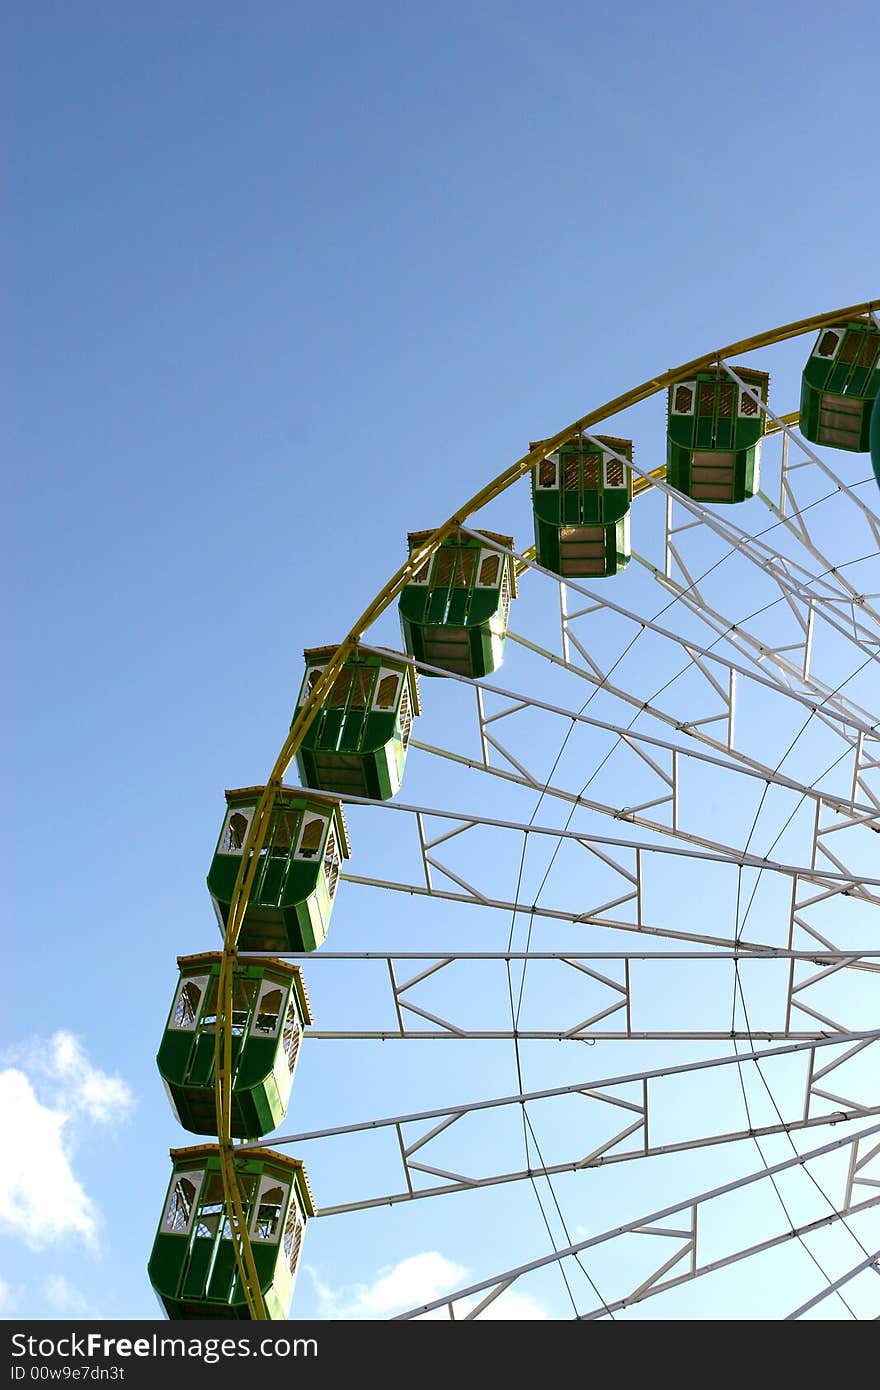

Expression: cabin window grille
xmin=499 ymin=566 xmax=511 ymax=627
xmin=581 ymin=456 xmax=599 ymax=490
xmin=219 ymin=808 xmax=252 ymax=855
xmin=283 ymin=1196 xmax=304 ymax=1276
xmin=170 ymin=976 xmax=207 ymax=1031
xmin=672 ymin=383 xmax=695 ymax=414
xmin=269 ymin=810 xmax=298 ymax=856
xmin=324 ymin=829 xmax=340 ymax=899
xmin=536 ymin=456 xmax=558 ymax=488
xmin=164 ymin=1173 xmax=203 ymax=1234
xmin=453 ymin=549 xmax=476 ymax=586
xmin=717 ymin=383 xmax=735 ymax=418
xmin=839 ymin=333 xmax=862 ymax=365
xmin=433 ymin=550 xmax=455 ymax=588
xmin=327 ymin=668 xmax=353 ymax=709
xmin=251 ymin=1179 xmax=288 ymax=1242
xmin=346 ymin=666 xmax=372 ymax=707
xmin=374 ymin=671 xmax=400 ymax=711
xmin=698 ymin=382 xmax=716 ymax=416
xmin=398 ymin=685 xmax=413 ymax=750
xmin=738 ymin=384 xmax=760 ymax=417
xmin=814 ymin=329 xmax=843 ymax=359
xmin=837 ymin=332 xmax=879 ymax=369
xmin=252 ymin=983 xmax=285 ymax=1037
xmin=477 ymin=552 xmax=501 ymax=587
xmin=283 ymin=998 xmax=302 ymax=1073
xmin=563 ymin=456 xmax=579 ymax=490
xmin=295 ymin=815 xmax=326 ymax=860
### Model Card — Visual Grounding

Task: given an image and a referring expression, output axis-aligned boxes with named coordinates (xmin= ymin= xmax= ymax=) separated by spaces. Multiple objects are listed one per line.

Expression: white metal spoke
xmin=785 ymin=1249 xmax=880 ymax=1321
xmin=246 ymin=1031 xmax=880 ymax=1216
xmin=392 ymin=1121 xmax=880 ymax=1319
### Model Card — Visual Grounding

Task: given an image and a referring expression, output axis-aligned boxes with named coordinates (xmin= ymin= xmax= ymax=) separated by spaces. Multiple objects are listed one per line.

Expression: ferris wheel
xmin=148 ymin=302 xmax=880 ymax=1322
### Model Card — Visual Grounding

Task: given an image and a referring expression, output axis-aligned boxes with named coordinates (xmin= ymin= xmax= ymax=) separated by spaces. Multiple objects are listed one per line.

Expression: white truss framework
xmin=721 ymin=360 xmax=880 ymax=609
xmin=578 ymin=431 xmax=880 ymax=698
xmin=295 ymin=964 xmax=876 ymax=1040
xmin=454 ymin=533 xmax=879 ymax=750
xmin=391 ymin=1120 xmax=880 ymax=1320
xmin=240 ymin=1028 xmax=880 ymax=1216
xmin=299 ymin=765 xmax=879 ymax=976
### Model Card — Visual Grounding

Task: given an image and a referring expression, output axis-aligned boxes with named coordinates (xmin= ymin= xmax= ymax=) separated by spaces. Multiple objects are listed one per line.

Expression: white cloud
xmin=0 ymin=1070 xmax=98 ymax=1249
xmin=308 ymin=1251 xmax=468 ymax=1319
xmin=461 ymin=1290 xmax=548 ymax=1320
xmin=44 ymin=1275 xmax=100 ymax=1318
xmin=0 ymin=1273 xmax=24 ymax=1313
xmin=307 ymin=1251 xmax=548 ymax=1320
xmin=11 ymin=1031 xmax=135 ymax=1125
xmin=0 ymin=1032 xmax=135 ymax=1252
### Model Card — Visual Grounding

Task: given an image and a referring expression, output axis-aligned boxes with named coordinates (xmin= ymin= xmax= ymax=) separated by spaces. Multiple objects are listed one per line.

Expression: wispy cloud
xmin=0 ymin=1031 xmax=134 ymax=1251
xmin=44 ymin=1275 xmax=101 ymax=1318
xmin=0 ymin=1273 xmax=24 ymax=1313
xmin=307 ymin=1251 xmax=548 ymax=1320
xmin=10 ymin=1031 xmax=135 ymax=1125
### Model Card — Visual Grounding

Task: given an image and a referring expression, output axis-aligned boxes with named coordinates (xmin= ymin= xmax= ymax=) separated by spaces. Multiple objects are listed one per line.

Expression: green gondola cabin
xmin=398 ymin=529 xmax=517 ymax=677
xmin=667 ymin=366 xmax=768 ymax=502
xmin=148 ymin=1145 xmax=314 ymax=1320
xmin=532 ymin=434 xmax=632 ymax=577
xmin=157 ymin=954 xmax=311 ymax=1139
xmin=208 ymin=786 xmax=350 ymax=952
xmin=295 ymin=647 xmax=420 ymax=799
xmin=799 ymin=319 xmax=880 ymax=453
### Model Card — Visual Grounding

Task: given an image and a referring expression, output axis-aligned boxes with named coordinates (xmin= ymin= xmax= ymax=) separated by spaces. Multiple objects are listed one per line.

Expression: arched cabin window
xmin=251 ymin=983 xmax=285 ymax=1038
xmin=295 ymin=814 xmax=326 ymax=860
xmin=250 ymin=1178 xmax=288 ymax=1242
xmin=163 ymin=1172 xmax=203 ymax=1235
xmin=476 ymin=551 xmax=501 ymax=587
xmin=170 ymin=976 xmax=208 ymax=1031
xmin=814 ymin=328 xmax=843 ymax=359
xmin=602 ymin=452 xmax=626 ymax=489
xmin=299 ymin=665 xmax=326 ymax=706
xmin=536 ymin=455 xmax=558 ymax=488
xmin=373 ymin=672 xmax=400 ymax=711
xmin=219 ymin=808 xmax=252 ymax=855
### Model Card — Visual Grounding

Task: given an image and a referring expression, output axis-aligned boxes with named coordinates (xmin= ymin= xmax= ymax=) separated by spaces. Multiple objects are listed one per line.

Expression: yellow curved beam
xmin=213 ymin=298 xmax=878 ymax=1317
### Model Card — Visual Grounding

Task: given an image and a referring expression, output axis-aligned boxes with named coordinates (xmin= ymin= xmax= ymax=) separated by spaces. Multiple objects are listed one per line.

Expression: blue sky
xmin=4 ymin=1 xmax=879 ymax=1320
